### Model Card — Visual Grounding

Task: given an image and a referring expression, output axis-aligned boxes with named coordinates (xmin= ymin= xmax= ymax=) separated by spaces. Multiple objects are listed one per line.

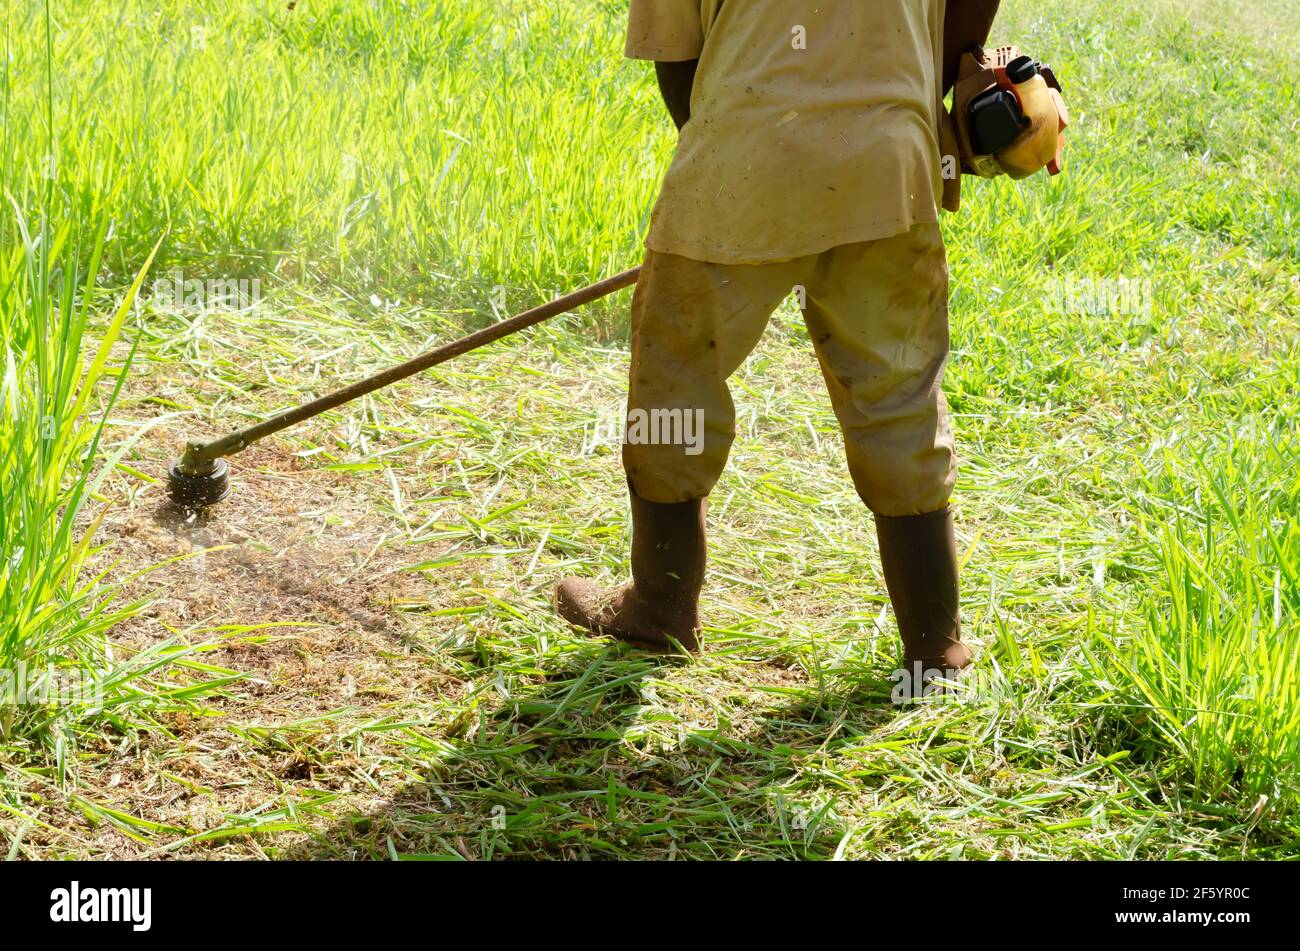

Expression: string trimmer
xmin=166 ymin=266 xmax=640 ymax=508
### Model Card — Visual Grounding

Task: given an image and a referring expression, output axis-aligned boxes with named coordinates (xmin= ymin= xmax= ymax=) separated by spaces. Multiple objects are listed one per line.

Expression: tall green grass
xmin=0 ymin=0 xmax=162 ymax=744
xmin=0 ymin=209 xmax=162 ymax=738
xmin=1089 ymin=430 xmax=1300 ymax=816
xmin=0 ymin=0 xmax=658 ymax=296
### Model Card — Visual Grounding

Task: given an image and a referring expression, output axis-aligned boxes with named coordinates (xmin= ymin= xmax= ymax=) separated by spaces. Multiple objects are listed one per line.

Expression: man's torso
xmin=627 ymin=0 xmax=947 ymax=264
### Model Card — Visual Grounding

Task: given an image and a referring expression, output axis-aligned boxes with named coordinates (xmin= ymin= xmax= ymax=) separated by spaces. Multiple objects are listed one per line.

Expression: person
xmin=556 ymin=1 xmax=1005 ymax=682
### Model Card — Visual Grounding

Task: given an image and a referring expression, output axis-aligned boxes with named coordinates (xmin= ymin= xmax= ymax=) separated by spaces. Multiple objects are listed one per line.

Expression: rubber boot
xmin=875 ymin=507 xmax=972 ymax=684
xmin=554 ymin=484 xmax=705 ymax=652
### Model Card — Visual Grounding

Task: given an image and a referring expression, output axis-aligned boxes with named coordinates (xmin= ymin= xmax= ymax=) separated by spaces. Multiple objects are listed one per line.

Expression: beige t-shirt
xmin=627 ymin=0 xmax=947 ymax=264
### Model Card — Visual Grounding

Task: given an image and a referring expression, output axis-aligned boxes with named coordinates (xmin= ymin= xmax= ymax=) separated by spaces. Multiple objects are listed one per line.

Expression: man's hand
xmin=655 ymin=60 xmax=698 ymax=131
xmin=943 ymin=0 xmax=1001 ymax=94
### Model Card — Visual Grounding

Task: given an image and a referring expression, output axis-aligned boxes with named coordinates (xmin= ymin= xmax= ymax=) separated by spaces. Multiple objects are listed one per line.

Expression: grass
xmin=0 ymin=209 xmax=137 ymax=735
xmin=1089 ymin=430 xmax=1300 ymax=816
xmin=0 ymin=3 xmax=239 ymax=807
xmin=0 ymin=0 xmax=1296 ymax=859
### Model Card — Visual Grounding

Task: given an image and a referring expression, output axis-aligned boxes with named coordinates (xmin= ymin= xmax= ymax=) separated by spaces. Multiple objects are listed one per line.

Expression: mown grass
xmin=0 ymin=0 xmax=1296 ymax=858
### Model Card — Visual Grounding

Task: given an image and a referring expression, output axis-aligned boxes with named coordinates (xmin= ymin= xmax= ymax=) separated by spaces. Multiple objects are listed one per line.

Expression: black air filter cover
xmin=968 ymin=87 xmax=1029 ymax=156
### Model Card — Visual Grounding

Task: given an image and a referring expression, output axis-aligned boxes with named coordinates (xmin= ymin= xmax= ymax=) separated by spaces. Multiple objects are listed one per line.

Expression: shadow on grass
xmin=271 ymin=640 xmax=903 ymax=860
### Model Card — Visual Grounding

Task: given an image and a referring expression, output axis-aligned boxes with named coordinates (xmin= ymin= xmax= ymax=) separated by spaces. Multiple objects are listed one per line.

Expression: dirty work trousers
xmin=622 ymin=221 xmax=955 ymax=518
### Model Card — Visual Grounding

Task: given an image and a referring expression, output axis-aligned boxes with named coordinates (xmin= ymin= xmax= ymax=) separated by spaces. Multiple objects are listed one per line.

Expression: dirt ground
xmin=18 ymin=419 xmax=478 ymax=858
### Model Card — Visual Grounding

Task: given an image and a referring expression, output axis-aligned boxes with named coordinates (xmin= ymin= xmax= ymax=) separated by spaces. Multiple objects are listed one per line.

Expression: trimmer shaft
xmin=164 ymin=266 xmax=640 ymax=509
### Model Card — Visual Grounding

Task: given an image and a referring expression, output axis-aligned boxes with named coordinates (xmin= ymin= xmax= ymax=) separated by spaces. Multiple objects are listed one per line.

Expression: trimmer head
xmin=167 ymin=457 xmax=231 ymax=508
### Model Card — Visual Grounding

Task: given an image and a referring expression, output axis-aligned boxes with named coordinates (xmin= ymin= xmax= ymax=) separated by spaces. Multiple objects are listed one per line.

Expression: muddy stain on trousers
xmin=623 ymin=221 xmax=955 ymax=518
